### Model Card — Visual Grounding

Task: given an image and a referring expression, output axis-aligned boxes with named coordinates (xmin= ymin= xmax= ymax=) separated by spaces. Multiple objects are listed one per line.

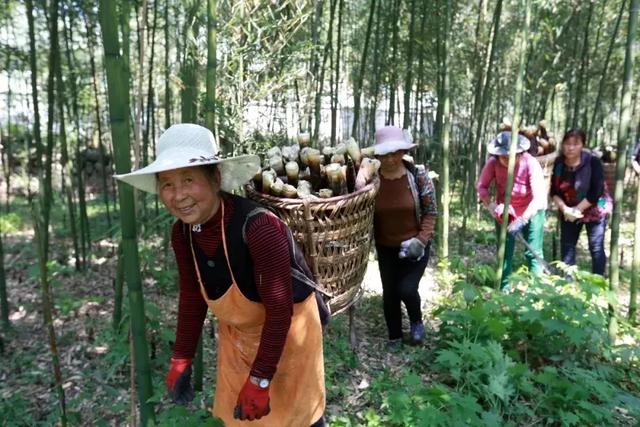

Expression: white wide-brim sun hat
xmin=373 ymin=126 xmax=417 ymax=156
xmin=114 ymin=123 xmax=260 ymax=193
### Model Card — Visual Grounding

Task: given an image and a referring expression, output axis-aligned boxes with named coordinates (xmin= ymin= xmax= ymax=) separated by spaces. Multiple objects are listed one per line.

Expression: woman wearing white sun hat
xmin=115 ymin=123 xmax=326 ymax=426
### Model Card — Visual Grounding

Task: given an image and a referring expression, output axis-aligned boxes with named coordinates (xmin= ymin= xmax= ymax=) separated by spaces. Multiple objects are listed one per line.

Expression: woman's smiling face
xmin=158 ymin=166 xmax=220 ymax=225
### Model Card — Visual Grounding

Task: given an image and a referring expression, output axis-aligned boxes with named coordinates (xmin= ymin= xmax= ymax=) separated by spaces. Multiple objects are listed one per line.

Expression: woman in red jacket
xmin=116 ymin=124 xmax=326 ymax=426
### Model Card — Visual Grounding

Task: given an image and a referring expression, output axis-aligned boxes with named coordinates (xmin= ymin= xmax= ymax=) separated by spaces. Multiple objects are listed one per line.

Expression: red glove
xmin=233 ymin=377 xmax=271 ymax=421
xmin=166 ymin=358 xmax=194 ymax=405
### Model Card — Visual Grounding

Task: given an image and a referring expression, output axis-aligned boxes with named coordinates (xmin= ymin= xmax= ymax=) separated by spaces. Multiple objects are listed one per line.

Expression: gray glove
xmin=399 ymin=238 xmax=425 ymax=261
xmin=563 ymin=207 xmax=583 ymax=222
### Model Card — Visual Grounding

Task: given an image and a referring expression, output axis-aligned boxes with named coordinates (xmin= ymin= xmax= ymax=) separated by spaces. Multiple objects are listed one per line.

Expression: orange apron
xmin=189 ymin=200 xmax=325 ymax=426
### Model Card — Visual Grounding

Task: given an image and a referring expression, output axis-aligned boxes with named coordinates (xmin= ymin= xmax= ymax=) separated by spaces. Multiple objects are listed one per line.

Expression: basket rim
xmin=244 ymin=178 xmax=379 ymax=205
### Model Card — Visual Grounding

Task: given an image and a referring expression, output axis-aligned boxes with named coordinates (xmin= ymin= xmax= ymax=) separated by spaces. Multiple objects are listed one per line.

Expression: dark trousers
xmin=376 ymin=244 xmax=430 ymax=340
xmin=560 ymin=217 xmax=608 ymax=275
xmin=310 ymin=415 xmax=326 ymax=427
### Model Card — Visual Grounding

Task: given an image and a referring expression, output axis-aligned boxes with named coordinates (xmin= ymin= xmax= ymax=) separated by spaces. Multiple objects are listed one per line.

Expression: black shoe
xmin=387 ymin=338 xmax=403 ymax=351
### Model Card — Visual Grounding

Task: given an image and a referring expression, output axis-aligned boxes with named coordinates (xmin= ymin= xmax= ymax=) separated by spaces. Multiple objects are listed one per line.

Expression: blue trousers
xmin=560 ymin=217 xmax=608 ymax=275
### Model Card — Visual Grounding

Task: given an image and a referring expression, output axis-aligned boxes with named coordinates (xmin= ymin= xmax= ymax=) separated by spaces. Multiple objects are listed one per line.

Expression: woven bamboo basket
xmin=245 ymin=180 xmax=380 ymax=315
xmin=535 ymin=151 xmax=558 ymax=195
xmin=603 ymin=162 xmax=616 ymax=193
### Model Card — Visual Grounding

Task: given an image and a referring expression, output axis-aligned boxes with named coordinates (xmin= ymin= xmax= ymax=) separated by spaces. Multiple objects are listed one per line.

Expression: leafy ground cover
xmin=1 ymin=198 xmax=639 ymax=426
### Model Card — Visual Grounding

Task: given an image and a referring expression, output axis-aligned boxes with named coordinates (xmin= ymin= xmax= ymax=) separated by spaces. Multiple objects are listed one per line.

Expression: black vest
xmin=184 ymin=194 xmax=314 ymax=304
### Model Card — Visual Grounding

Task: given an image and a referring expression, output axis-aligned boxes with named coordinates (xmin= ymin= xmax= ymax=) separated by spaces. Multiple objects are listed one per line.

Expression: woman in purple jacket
xmin=551 ymin=129 xmax=612 ymax=275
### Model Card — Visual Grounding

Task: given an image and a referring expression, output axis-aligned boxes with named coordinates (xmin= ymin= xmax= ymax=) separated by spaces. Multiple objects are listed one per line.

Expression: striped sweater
xmin=171 ymin=196 xmax=293 ymax=379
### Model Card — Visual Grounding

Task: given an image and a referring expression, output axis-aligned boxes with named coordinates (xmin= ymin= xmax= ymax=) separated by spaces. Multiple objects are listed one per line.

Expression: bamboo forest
xmin=3 ymin=0 xmax=640 ymax=425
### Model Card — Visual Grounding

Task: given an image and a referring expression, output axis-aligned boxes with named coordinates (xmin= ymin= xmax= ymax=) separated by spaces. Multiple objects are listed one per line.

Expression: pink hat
xmin=374 ymin=126 xmax=417 ymax=156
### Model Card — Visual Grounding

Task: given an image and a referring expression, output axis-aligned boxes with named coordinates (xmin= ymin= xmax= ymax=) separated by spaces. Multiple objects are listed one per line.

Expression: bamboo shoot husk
xmin=319 ymin=188 xmax=333 ymax=198
xmin=297 ymin=180 xmax=313 ymax=198
xmin=267 ymin=146 xmax=282 ymax=158
xmin=361 ymin=146 xmax=375 ymax=158
xmin=283 ymin=184 xmax=297 ymax=198
xmin=271 ymin=178 xmax=284 ymax=196
xmin=355 ymin=158 xmax=380 ymax=190
xmin=269 ymin=156 xmax=284 ymax=175
xmin=297 ymin=132 xmax=311 ymax=147
xmin=346 ymin=138 xmax=361 ymax=166
xmin=285 ymin=161 xmax=299 ymax=187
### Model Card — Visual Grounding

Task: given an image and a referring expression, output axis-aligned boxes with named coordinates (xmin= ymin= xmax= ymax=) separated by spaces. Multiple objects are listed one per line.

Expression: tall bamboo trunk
xmin=0 ymin=228 xmax=6 ymax=331
xmin=468 ymin=0 xmax=503 ymax=206
xmin=179 ymin=1 xmax=205 ymax=392
xmin=609 ymin=0 xmax=638 ymax=341
xmin=235 ymin=3 xmax=246 ymax=148
xmin=180 ymin=4 xmax=200 ymax=124
xmin=588 ymin=0 xmax=627 ymax=144
xmin=205 ymin=0 xmax=218 ymax=139
xmin=564 ymin=22 xmax=581 ymax=131
xmin=17 ymin=0 xmax=44 ymax=334
xmin=140 ymin=0 xmax=158 ymax=227
xmin=402 ymin=0 xmax=417 ymax=129
xmin=27 ymin=0 xmax=43 ymax=172
xmin=496 ymin=0 xmax=530 ymax=289
xmin=3 ymin=71 xmax=11 ymax=215
xmin=113 ymin=242 xmax=125 ymax=330
xmin=367 ymin=0 xmax=386 ymax=139
xmin=330 ymin=0 xmax=344 ymax=144
xmin=630 ymin=178 xmax=640 ymax=323
xmin=351 ymin=0 xmax=376 ymax=140
xmin=62 ymin=10 xmax=89 ymax=269
xmin=164 ymin=0 xmax=172 ymax=131
xmin=120 ymin=0 xmax=132 ymax=113
xmin=305 ymin=0 xmax=325 ymax=135
xmin=99 ymin=0 xmax=155 ymax=423
xmin=413 ymin=0 xmax=426 ymax=137
xmin=0 ymin=127 xmax=7 ymax=328
xmin=37 ymin=0 xmax=68 ymax=423
xmin=314 ymin=0 xmax=337 ymax=143
xmin=53 ymin=28 xmax=81 ymax=272
xmin=572 ymin=3 xmax=593 ymax=129
xmin=84 ymin=10 xmax=113 ymax=232
xmin=432 ymin=0 xmax=444 ymax=145
xmin=134 ymin=0 xmax=148 ymax=172
xmin=439 ymin=0 xmax=452 ymax=263
xmin=143 ymin=0 xmax=158 ymax=169
xmin=159 ymin=0 xmax=173 ymax=220
xmin=460 ymin=0 xmax=503 ymax=254
xmin=386 ymin=0 xmax=402 ymax=126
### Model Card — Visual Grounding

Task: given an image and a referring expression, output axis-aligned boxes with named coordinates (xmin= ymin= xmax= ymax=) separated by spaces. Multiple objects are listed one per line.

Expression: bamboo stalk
xmin=609 ymin=0 xmax=638 ymax=341
xmin=99 ymin=0 xmax=155 ymax=423
xmin=496 ymin=0 xmax=530 ymax=289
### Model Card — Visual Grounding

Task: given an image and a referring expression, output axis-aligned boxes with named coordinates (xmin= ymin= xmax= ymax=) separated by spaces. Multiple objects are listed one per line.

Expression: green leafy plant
xmin=0 ymin=212 xmax=24 ymax=233
xmin=154 ymin=406 xmax=223 ymax=427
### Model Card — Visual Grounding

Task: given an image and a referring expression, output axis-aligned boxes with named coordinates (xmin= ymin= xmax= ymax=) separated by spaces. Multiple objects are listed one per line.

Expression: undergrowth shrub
xmin=437 ymin=271 xmax=611 ymax=366
xmin=368 ymin=272 xmax=640 ymax=426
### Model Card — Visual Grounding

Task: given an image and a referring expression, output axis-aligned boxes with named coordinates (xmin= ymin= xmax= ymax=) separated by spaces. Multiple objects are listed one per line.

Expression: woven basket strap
xmin=302 ymin=198 xmax=320 ymax=283
xmin=187 ymin=227 xmax=212 ymax=304
xmin=242 ymin=206 xmax=332 ymax=297
xmin=219 ymin=198 xmax=238 ymax=286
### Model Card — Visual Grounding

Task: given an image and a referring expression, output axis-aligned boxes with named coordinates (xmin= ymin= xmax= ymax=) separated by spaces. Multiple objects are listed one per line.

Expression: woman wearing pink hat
xmin=116 ymin=124 xmax=326 ymax=426
xmin=373 ymin=126 xmax=438 ymax=348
